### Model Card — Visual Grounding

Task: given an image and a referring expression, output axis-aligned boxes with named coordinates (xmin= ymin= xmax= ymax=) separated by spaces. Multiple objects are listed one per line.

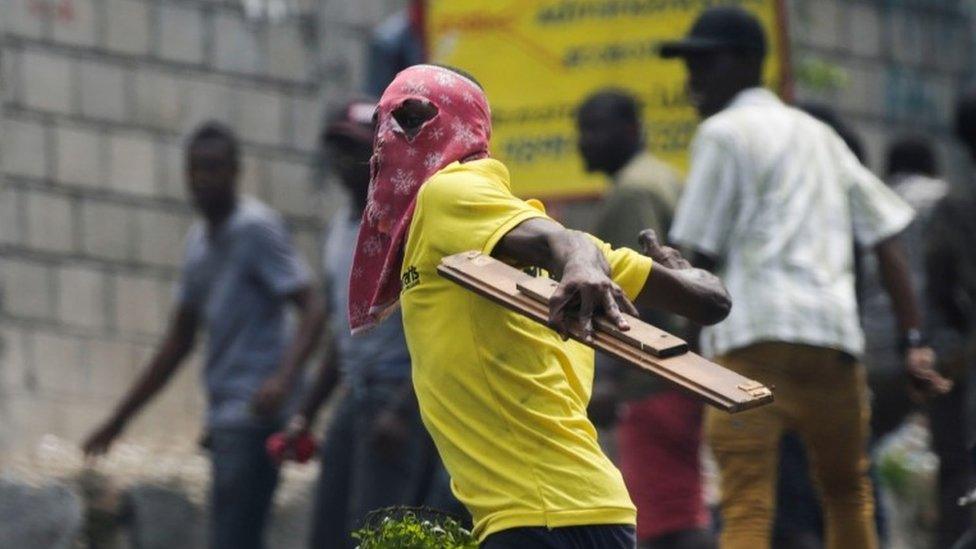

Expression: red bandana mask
xmin=348 ymin=65 xmax=491 ymax=333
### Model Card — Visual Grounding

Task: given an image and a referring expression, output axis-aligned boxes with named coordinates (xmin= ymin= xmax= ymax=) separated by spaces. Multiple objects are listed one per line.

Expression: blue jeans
xmin=310 ymin=381 xmax=463 ymax=549
xmin=209 ymin=426 xmax=280 ymax=549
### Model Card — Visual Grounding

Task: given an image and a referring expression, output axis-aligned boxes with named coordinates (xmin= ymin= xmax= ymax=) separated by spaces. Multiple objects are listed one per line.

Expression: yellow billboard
xmin=426 ymin=0 xmax=789 ymax=199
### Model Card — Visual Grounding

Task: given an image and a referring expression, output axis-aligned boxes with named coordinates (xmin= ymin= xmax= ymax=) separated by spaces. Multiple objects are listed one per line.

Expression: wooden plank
xmin=437 ymin=251 xmax=774 ymax=413
xmin=516 ymin=276 xmax=688 ymax=357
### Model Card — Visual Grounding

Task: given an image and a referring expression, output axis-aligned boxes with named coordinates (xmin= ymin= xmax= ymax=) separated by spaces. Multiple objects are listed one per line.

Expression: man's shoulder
xmin=616 ymin=154 xmax=682 ymax=193
xmin=419 ymin=159 xmax=510 ymax=207
xmin=232 ymin=197 xmax=288 ymax=236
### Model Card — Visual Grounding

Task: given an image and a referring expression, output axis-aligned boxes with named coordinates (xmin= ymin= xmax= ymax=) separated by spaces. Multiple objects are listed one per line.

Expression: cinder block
xmin=288 ymin=96 xmax=325 ymax=152
xmin=31 ymin=331 xmax=85 ymax=395
xmin=318 ymin=28 xmax=367 ymax=94
xmin=133 ymin=69 xmax=182 ymax=131
xmin=0 ymin=326 xmax=31 ymax=393
xmin=80 ymin=199 xmax=134 ymax=261
xmin=113 ymin=273 xmax=166 ymax=336
xmin=3 ymin=118 xmax=48 ymax=179
xmin=926 ymin=17 xmax=974 ymax=73
xmin=52 ymin=0 xmax=97 ymax=46
xmin=157 ymin=140 xmax=188 ymax=200
xmin=213 ymin=12 xmax=262 ymax=75
xmin=77 ymin=60 xmax=127 ymax=122
xmin=57 ymin=265 xmax=106 ymax=330
xmin=180 ymin=77 xmax=234 ymax=133
xmin=841 ymin=63 xmax=885 ymax=119
xmin=266 ymin=24 xmax=309 ymax=82
xmin=847 ymin=3 xmax=881 ymax=58
xmin=890 ymin=9 xmax=925 ymax=67
xmin=21 ymin=49 xmax=72 ymax=114
xmin=318 ymin=0 xmax=387 ymax=28
xmin=927 ymin=74 xmax=955 ymax=126
xmin=157 ymin=3 xmax=205 ymax=65
xmin=234 ymin=88 xmax=283 ymax=146
xmin=266 ymin=159 xmax=314 ymax=217
xmin=2 ymin=0 xmax=43 ymax=39
xmin=4 ymin=393 xmax=70 ymax=449
xmin=126 ymin=357 xmax=203 ymax=439
xmin=26 ymin=190 xmax=74 ymax=253
xmin=0 ymin=186 xmax=23 ymax=246
xmin=803 ymin=0 xmax=841 ymax=50
xmin=136 ymin=209 xmax=190 ymax=268
xmin=104 ymin=0 xmax=151 ymax=55
xmin=55 ymin=124 xmax=105 ymax=188
xmin=109 ymin=132 xmax=157 ymax=197
xmin=83 ymin=339 xmax=138 ymax=397
xmin=1 ymin=258 xmax=53 ymax=320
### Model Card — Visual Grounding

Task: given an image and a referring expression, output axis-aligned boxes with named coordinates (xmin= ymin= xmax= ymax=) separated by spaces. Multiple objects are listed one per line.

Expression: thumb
xmin=639 ymin=229 xmax=662 ymax=256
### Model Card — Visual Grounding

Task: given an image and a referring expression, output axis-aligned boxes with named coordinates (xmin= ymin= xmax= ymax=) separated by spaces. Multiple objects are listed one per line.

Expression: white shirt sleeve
xmin=669 ymin=128 xmax=740 ymax=259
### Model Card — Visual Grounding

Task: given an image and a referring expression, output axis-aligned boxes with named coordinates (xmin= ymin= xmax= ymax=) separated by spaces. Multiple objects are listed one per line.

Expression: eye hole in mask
xmin=392 ymin=99 xmax=439 ymax=140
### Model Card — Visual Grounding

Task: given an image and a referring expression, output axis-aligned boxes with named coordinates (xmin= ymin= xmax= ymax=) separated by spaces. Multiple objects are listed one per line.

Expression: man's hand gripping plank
xmin=438 ymin=221 xmax=773 ymax=413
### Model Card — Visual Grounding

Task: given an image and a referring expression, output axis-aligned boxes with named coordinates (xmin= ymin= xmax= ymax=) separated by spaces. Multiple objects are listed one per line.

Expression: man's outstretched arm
xmin=82 ymin=306 xmax=199 ymax=456
xmin=492 ymin=218 xmax=730 ymax=339
xmin=875 ymin=236 xmax=952 ymax=396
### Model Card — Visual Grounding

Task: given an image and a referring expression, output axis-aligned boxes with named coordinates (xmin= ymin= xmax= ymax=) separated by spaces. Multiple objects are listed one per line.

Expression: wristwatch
xmin=899 ymin=328 xmax=927 ymax=352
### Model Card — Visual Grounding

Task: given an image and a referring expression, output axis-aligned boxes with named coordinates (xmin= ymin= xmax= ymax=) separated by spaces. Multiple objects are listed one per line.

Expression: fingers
xmin=639 ymin=229 xmax=661 ymax=256
xmin=600 ymin=286 xmax=630 ymax=332
xmin=612 ymin=283 xmax=639 ymax=317
xmin=548 ymin=284 xmax=574 ymax=340
xmin=578 ymin=290 xmax=596 ymax=341
xmin=550 ymin=277 xmax=639 ymax=338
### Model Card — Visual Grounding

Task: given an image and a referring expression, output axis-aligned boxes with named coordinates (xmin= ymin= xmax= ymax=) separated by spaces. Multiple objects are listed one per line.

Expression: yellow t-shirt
xmin=400 ymin=158 xmax=653 ymax=540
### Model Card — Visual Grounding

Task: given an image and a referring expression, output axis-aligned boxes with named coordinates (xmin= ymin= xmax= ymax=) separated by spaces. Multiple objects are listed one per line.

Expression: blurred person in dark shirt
xmin=576 ymin=89 xmax=712 ymax=549
xmin=929 ymin=88 xmax=976 ymax=548
xmin=860 ymin=136 xmax=949 ymax=438
xmin=280 ymin=99 xmax=462 ymax=549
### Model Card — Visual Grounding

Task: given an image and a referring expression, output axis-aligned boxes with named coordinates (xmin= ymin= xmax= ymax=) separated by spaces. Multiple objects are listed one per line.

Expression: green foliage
xmin=794 ymin=57 xmax=849 ymax=93
xmin=353 ymin=507 xmax=478 ymax=549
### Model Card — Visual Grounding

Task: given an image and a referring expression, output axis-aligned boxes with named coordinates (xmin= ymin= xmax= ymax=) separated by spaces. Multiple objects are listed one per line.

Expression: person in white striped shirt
xmin=658 ymin=7 xmax=951 ymax=549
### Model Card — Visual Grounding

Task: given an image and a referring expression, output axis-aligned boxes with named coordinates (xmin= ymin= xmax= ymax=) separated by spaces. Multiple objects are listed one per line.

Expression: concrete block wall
xmin=789 ymin=0 xmax=974 ymax=180
xmin=0 ymin=0 xmax=401 ymax=462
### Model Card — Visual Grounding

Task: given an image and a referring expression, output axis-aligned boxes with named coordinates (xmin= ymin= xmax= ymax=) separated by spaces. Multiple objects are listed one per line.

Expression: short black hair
xmin=885 ymin=136 xmax=939 ymax=178
xmin=578 ymin=88 xmax=641 ymax=125
xmin=187 ymin=121 xmax=240 ymax=166
xmin=955 ymin=87 xmax=976 ymax=153
xmin=430 ymin=64 xmax=484 ymax=90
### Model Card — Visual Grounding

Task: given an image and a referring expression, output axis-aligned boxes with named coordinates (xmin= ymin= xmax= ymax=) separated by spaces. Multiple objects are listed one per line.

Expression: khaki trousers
xmin=707 ymin=342 xmax=876 ymax=549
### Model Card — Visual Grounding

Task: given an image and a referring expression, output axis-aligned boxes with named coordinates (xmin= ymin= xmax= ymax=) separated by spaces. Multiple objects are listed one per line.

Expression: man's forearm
xmin=298 ymin=341 xmax=340 ymax=423
xmin=492 ymin=217 xmax=606 ymax=278
xmin=494 ymin=217 xmax=636 ymax=337
xmin=634 ymin=235 xmax=731 ymax=327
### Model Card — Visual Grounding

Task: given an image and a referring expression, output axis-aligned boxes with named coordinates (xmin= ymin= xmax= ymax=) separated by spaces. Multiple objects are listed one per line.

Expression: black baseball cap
xmin=659 ymin=6 xmax=767 ymax=59
xmin=321 ymin=98 xmax=376 ymax=146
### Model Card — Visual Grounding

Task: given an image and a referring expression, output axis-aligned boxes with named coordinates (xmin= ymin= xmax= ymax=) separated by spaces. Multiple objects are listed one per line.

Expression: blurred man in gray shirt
xmin=84 ymin=122 xmax=324 ymax=549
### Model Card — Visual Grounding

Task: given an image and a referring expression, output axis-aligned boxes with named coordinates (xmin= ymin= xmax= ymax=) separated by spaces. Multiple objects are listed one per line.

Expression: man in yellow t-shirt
xmin=348 ymin=64 xmax=732 ymax=548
